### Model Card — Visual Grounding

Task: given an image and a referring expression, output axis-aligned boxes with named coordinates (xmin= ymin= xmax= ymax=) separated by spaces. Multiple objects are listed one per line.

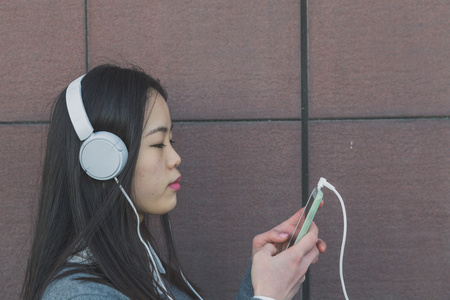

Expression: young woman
xmin=22 ymin=64 xmax=326 ymax=300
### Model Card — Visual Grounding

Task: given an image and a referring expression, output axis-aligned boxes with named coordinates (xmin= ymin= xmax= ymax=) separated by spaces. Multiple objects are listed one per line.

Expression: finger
xmin=312 ymin=238 xmax=327 ymax=264
xmin=253 ymin=229 xmax=290 ymax=249
xmin=299 ymin=275 xmax=306 ymax=284
xmin=286 ymin=231 xmax=318 ymax=259
xmin=308 ymin=221 xmax=319 ymax=236
xmin=316 ymin=238 xmax=327 ymax=253
xmin=263 ymin=229 xmax=291 ymax=244
xmin=259 ymin=242 xmax=279 ymax=257
xmin=302 ymin=244 xmax=320 ymax=267
xmin=274 ymin=208 xmax=305 ymax=232
xmin=312 ymin=254 xmax=319 ymax=264
xmin=288 ymin=208 xmax=305 ymax=226
xmin=286 ymin=236 xmax=319 ymax=276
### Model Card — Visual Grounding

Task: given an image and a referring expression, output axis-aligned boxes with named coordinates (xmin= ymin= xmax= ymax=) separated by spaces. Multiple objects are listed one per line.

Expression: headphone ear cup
xmin=79 ymin=131 xmax=128 ymax=180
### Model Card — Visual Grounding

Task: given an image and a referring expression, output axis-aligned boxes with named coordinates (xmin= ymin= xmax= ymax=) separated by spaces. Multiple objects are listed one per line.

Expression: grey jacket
xmin=42 ymin=264 xmax=257 ymax=299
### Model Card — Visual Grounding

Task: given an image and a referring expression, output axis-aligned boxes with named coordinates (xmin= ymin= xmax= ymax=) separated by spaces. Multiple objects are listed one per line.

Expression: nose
xmin=168 ymin=145 xmax=181 ymax=168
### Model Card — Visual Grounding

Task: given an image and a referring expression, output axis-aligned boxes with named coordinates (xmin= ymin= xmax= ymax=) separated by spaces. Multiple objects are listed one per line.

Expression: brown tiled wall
xmin=1 ymin=1 xmax=448 ymax=299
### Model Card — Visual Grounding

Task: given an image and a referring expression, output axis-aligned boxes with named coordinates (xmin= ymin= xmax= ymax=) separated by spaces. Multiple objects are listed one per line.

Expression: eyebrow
xmin=145 ymin=124 xmax=174 ymax=137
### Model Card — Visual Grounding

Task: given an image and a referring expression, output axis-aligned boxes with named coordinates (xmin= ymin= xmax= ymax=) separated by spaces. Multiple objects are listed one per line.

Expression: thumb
xmin=266 ymin=230 xmax=291 ymax=244
xmin=260 ymin=243 xmax=279 ymax=257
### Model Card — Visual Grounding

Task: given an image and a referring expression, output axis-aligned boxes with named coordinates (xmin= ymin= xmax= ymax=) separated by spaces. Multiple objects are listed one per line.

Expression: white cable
xmin=317 ymin=178 xmax=349 ymax=300
xmin=114 ymin=177 xmax=173 ymax=300
xmin=114 ymin=177 xmax=203 ymax=300
xmin=181 ymin=271 xmax=204 ymax=300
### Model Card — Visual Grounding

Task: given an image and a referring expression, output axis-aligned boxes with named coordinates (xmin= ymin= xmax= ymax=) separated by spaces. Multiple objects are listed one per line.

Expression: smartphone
xmin=287 ymin=187 xmax=323 ymax=249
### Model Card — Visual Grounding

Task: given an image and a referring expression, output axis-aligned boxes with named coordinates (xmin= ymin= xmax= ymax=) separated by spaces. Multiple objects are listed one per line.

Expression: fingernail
xmin=280 ymin=233 xmax=289 ymax=238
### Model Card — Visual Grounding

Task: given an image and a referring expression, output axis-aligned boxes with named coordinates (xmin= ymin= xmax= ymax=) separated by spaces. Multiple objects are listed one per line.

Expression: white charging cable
xmin=317 ymin=177 xmax=349 ymax=300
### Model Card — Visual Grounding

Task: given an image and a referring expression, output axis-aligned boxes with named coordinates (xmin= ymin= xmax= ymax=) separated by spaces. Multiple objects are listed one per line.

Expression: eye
xmin=152 ymin=143 xmax=166 ymax=149
xmin=151 ymin=140 xmax=175 ymax=149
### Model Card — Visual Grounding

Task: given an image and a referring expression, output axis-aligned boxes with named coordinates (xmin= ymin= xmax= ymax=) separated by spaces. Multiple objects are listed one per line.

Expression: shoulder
xmin=42 ymin=271 xmax=129 ymax=300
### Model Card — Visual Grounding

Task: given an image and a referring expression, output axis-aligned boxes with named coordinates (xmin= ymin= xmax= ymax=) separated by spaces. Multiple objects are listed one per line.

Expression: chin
xmin=156 ymin=198 xmax=177 ymax=215
xmin=166 ymin=198 xmax=177 ymax=213
xmin=143 ymin=196 xmax=178 ymax=215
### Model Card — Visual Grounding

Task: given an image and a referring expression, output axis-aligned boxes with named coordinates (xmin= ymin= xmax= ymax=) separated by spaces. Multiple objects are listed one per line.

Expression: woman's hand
xmin=252 ymin=203 xmax=326 ymax=256
xmin=251 ymin=230 xmax=320 ymax=300
xmin=250 ymin=206 xmax=326 ymax=300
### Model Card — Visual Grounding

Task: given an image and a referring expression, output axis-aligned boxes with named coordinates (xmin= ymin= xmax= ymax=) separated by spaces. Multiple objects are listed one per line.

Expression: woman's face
xmin=132 ymin=92 xmax=181 ymax=218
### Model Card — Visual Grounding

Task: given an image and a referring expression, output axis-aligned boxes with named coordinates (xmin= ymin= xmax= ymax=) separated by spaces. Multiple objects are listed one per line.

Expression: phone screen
xmin=287 ymin=188 xmax=323 ymax=249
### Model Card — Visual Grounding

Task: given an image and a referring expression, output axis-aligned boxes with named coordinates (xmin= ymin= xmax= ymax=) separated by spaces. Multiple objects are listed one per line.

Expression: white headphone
xmin=66 ymin=75 xmax=128 ymax=181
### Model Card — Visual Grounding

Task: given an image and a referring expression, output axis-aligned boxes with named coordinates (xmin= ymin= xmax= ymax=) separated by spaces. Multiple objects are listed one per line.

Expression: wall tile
xmin=1 ymin=1 xmax=85 ymax=122
xmin=169 ymin=121 xmax=303 ymax=298
xmin=308 ymin=119 xmax=449 ymax=299
xmin=87 ymin=0 xmax=301 ymax=120
xmin=0 ymin=124 xmax=47 ymax=299
xmin=308 ymin=1 xmax=450 ymax=118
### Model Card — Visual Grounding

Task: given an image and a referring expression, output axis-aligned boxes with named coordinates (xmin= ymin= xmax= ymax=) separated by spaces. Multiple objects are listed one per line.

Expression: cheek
xmin=136 ymin=161 xmax=159 ymax=180
xmin=133 ymin=158 xmax=164 ymax=197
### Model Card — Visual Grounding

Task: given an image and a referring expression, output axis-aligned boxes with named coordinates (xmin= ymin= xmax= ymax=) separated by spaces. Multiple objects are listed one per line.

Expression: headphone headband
xmin=65 ymin=74 xmax=128 ymax=181
xmin=66 ymin=74 xmax=93 ymax=141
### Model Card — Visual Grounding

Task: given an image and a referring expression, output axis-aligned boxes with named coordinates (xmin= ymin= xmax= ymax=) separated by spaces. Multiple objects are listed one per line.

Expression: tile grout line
xmin=85 ymin=0 xmax=89 ymax=72
xmin=300 ymin=0 xmax=311 ymax=298
xmin=1 ymin=116 xmax=447 ymax=126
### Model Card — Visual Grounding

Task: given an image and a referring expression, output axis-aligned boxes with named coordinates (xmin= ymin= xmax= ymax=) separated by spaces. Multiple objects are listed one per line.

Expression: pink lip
xmin=168 ymin=176 xmax=181 ymax=191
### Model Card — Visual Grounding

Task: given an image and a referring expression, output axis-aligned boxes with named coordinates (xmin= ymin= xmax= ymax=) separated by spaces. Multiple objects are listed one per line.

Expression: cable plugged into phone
xmin=317 ymin=177 xmax=349 ymax=300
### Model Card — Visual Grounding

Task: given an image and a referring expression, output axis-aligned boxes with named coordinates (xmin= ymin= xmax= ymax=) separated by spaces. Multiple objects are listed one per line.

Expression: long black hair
xmin=22 ymin=64 xmax=198 ymax=299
